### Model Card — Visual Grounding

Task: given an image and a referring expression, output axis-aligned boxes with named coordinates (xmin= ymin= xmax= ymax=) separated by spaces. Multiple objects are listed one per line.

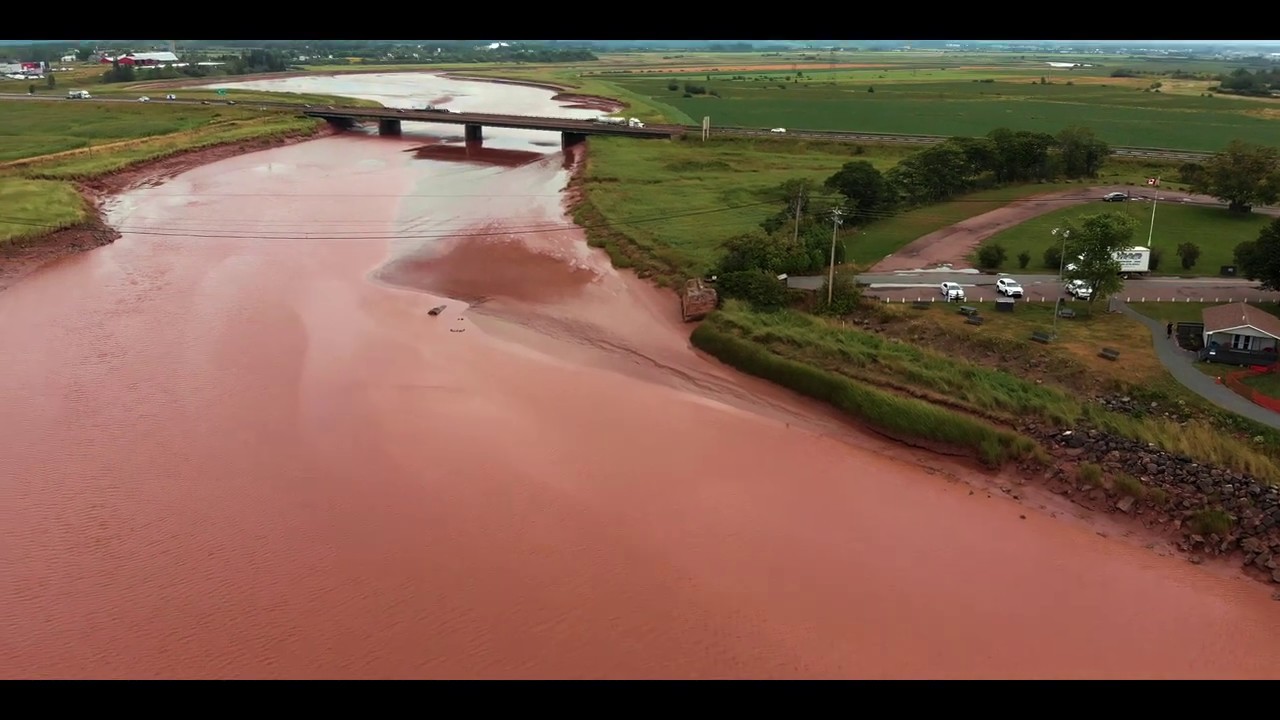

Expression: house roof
xmin=126 ymin=52 xmax=179 ymax=62
xmin=1202 ymin=303 xmax=1280 ymax=340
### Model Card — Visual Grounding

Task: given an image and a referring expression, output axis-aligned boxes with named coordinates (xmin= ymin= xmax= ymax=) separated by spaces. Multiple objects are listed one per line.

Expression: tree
xmin=986 ymin=127 xmax=1057 ymax=183
xmin=27 ymin=83 xmax=35 ymax=95
xmin=1175 ymin=242 xmax=1201 ymax=270
xmin=1060 ymin=212 xmax=1138 ymax=304
xmin=885 ymin=144 xmax=973 ymax=205
xmin=1189 ymin=140 xmax=1280 ymax=213
xmin=716 ymin=269 xmax=790 ymax=311
xmin=1017 ymin=250 xmax=1032 ymax=269
xmin=975 ymin=243 xmax=1008 ymax=270
xmin=1233 ymin=218 xmax=1280 ymax=291
xmin=1055 ymin=125 xmax=1109 ymax=178
xmin=45 ymin=73 xmax=55 ymax=89
xmin=823 ymin=161 xmax=889 ymax=222
xmin=1043 ymin=244 xmax=1065 ymax=270
xmin=717 ymin=229 xmax=808 ymax=276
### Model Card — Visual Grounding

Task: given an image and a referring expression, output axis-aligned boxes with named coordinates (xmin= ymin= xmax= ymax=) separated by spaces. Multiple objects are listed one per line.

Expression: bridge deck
xmin=303 ymin=107 xmax=680 ymax=138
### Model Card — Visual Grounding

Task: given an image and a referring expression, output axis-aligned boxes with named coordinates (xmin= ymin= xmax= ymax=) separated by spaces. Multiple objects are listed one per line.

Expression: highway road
xmin=787 ymin=270 xmax=1280 ymax=304
xmin=0 ymin=93 xmax=1215 ymax=161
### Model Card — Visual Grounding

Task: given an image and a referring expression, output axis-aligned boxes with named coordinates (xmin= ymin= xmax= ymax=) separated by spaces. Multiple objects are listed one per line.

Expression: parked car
xmin=1103 ymin=192 xmax=1129 ymax=202
xmin=995 ymin=277 xmax=1024 ymax=298
xmin=941 ymin=281 xmax=966 ymax=302
xmin=1065 ymin=279 xmax=1093 ymax=300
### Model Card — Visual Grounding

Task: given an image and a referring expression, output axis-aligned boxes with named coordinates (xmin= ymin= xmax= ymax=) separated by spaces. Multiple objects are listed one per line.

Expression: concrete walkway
xmin=1114 ymin=300 xmax=1280 ymax=429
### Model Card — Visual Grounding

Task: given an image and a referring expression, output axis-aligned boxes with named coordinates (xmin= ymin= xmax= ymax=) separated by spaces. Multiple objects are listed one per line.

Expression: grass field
xmin=707 ymin=300 xmax=1280 ymax=481
xmin=602 ymin=70 xmax=1279 ymax=152
xmin=977 ymin=201 xmax=1273 ymax=275
xmin=576 ymin=135 xmax=918 ymax=281
xmin=1243 ymin=371 xmax=1280 ymax=399
xmin=0 ymin=178 xmax=87 ymax=243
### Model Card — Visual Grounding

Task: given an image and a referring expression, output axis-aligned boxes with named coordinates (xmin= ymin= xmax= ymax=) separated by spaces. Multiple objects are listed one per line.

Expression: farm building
xmin=99 ymin=52 xmax=180 ymax=67
xmin=1200 ymin=302 xmax=1280 ymax=367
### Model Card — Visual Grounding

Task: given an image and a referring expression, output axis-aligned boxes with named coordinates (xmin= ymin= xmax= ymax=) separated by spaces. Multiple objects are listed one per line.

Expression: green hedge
xmin=690 ymin=318 xmax=1038 ymax=468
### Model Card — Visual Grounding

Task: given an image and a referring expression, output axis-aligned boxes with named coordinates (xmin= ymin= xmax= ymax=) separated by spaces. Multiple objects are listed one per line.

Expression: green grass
xmin=0 ymin=101 xmax=285 ymax=162
xmin=0 ymin=178 xmax=87 ymax=246
xmin=1128 ymin=302 xmax=1280 ymax=324
xmin=606 ymin=72 xmax=1280 ymax=152
xmin=1242 ymin=371 xmax=1280 ymax=399
xmin=978 ymin=201 xmax=1274 ymax=276
xmin=691 ymin=302 xmax=1044 ymax=468
xmin=574 ymin=134 xmax=917 ymax=282
xmin=849 ymin=182 xmax=1077 ymax=266
xmin=703 ymin=300 xmax=1280 ymax=480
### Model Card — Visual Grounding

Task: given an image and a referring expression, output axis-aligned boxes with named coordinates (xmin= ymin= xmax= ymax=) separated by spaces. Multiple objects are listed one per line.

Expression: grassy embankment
xmin=696 ymin=301 xmax=1280 ymax=481
xmin=0 ymin=100 xmax=329 ymax=246
xmin=977 ymin=201 xmax=1274 ymax=277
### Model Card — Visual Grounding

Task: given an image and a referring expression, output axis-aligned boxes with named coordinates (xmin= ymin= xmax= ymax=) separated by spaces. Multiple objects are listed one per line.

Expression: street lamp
xmin=1051 ymin=227 xmax=1071 ymax=339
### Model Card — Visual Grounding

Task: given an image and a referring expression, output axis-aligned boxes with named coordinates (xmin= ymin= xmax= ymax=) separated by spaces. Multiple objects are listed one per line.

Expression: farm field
xmin=605 ymin=75 xmax=1279 ymax=152
xmin=978 ymin=201 xmax=1273 ymax=275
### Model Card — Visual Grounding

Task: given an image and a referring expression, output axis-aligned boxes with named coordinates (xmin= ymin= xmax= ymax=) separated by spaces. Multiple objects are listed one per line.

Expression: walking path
xmin=1114 ymin=300 xmax=1280 ymax=430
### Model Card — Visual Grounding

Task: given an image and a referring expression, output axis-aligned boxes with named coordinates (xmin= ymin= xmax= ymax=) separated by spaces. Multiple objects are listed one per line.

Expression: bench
xmin=1057 ymin=307 xmax=1077 ymax=319
xmin=958 ymin=305 xmax=979 ymax=316
xmin=1031 ymin=330 xmax=1053 ymax=344
xmin=912 ymin=301 xmax=931 ymax=310
xmin=965 ymin=315 xmax=985 ymax=326
xmin=1099 ymin=347 xmax=1121 ymax=361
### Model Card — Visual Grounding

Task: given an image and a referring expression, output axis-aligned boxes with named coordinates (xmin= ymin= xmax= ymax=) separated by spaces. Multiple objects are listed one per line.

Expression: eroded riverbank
xmin=3 ymin=72 xmax=1280 ymax=680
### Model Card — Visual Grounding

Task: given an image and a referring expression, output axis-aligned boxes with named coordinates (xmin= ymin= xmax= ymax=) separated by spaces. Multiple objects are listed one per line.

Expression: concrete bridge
xmin=301 ymin=106 xmax=683 ymax=148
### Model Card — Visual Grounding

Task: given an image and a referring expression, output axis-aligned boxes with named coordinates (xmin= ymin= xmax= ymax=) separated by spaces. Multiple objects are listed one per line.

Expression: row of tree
xmin=99 ymin=49 xmax=293 ymax=84
xmin=1211 ymin=67 xmax=1280 ymax=97
xmin=706 ymin=124 xmax=1280 ymax=311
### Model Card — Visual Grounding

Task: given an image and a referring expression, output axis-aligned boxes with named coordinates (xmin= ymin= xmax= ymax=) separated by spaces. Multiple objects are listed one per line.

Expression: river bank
xmin=6 ymin=71 xmax=1280 ymax=678
xmin=0 ymin=123 xmax=336 ymax=294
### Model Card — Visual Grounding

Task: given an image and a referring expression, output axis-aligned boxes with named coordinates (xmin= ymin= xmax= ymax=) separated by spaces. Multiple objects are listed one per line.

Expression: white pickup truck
xmin=1064 ymin=279 xmax=1093 ymax=300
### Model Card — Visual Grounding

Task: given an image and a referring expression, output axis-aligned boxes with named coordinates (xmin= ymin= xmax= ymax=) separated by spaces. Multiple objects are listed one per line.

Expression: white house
xmin=1201 ymin=303 xmax=1280 ymax=365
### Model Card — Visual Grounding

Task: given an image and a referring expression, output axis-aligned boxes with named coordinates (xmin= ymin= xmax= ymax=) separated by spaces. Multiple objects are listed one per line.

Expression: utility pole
xmin=792 ymin=193 xmax=804 ymax=248
xmin=827 ymin=208 xmax=845 ymax=305
xmin=1146 ymin=176 xmax=1161 ymax=248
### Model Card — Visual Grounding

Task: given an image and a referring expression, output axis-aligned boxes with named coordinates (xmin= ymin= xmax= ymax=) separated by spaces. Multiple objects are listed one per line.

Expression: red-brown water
xmin=2 ymin=74 xmax=1279 ymax=680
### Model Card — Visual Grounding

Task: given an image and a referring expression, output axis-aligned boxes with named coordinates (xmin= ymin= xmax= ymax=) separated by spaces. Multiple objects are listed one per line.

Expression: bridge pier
xmin=561 ymin=132 xmax=587 ymax=150
xmin=464 ymin=123 xmax=483 ymax=143
xmin=324 ymin=117 xmax=358 ymax=131
xmin=378 ymin=118 xmax=402 ymax=136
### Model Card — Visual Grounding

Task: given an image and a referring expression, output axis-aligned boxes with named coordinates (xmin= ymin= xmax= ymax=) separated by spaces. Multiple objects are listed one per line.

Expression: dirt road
xmin=869 ymin=186 xmax=1280 ymax=273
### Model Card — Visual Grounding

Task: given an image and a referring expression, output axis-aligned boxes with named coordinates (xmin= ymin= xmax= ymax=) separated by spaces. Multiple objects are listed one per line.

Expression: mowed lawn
xmin=979 ymin=201 xmax=1273 ymax=275
xmin=607 ymin=75 xmax=1280 ymax=152
xmin=581 ymin=135 xmax=917 ymax=275
xmin=0 ymin=101 xmax=267 ymax=163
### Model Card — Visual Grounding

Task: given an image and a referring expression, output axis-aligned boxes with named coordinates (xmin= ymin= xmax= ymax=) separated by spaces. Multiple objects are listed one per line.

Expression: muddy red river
xmin=2 ymin=74 xmax=1279 ymax=680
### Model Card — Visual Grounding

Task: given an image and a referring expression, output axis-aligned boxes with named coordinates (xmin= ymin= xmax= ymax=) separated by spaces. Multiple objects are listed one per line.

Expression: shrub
xmin=1017 ymin=250 xmax=1032 ymax=269
xmin=1189 ymin=508 xmax=1233 ymax=536
xmin=1176 ymin=242 xmax=1201 ymax=270
xmin=976 ymin=243 xmax=1008 ymax=270
xmin=1044 ymin=244 xmax=1064 ymax=270
xmin=716 ymin=270 xmax=789 ymax=312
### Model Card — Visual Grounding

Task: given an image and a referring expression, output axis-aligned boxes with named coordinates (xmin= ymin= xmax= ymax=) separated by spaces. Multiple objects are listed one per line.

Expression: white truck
xmin=1066 ymin=246 xmax=1151 ymax=278
xmin=627 ymin=117 xmax=645 ymax=128
xmin=66 ymin=89 xmax=91 ymax=99
xmin=594 ymin=116 xmax=627 ymax=125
